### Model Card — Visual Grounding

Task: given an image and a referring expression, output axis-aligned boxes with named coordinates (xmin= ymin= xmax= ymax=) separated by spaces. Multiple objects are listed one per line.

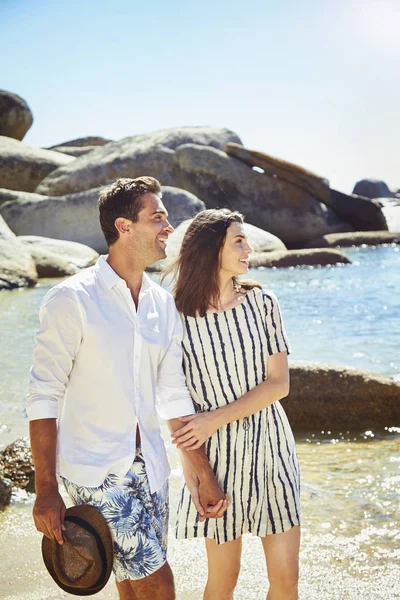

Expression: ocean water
xmin=254 ymin=244 xmax=400 ymax=381
xmin=0 ymin=245 xmax=399 ymax=599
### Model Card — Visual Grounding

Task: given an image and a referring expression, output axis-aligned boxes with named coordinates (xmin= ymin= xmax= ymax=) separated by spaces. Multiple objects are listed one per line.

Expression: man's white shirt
xmin=26 ymin=256 xmax=194 ymax=492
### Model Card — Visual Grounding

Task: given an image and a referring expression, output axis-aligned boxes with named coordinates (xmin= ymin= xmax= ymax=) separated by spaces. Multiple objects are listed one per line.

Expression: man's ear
xmin=114 ymin=217 xmax=131 ymax=235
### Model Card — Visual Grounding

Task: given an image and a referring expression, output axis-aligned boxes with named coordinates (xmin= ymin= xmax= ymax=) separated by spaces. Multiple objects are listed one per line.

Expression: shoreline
xmin=1 ymin=497 xmax=399 ymax=600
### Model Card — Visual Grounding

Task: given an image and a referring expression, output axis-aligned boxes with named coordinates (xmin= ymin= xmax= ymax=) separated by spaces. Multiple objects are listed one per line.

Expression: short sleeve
xmin=262 ymin=290 xmax=291 ymax=356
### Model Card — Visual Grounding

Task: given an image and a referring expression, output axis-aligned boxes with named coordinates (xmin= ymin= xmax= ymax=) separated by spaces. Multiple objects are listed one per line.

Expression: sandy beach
xmin=2 ymin=437 xmax=400 ymax=600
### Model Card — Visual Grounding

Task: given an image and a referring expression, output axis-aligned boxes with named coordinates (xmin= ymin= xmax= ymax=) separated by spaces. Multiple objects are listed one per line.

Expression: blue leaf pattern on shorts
xmin=61 ymin=449 xmax=169 ymax=581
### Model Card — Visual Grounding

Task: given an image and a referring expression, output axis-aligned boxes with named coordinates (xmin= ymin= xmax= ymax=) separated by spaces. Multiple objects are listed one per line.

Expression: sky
xmin=1 ymin=0 xmax=399 ymax=194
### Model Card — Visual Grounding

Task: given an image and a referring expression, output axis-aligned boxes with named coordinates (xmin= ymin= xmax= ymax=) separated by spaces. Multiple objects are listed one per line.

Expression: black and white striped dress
xmin=175 ymin=287 xmax=300 ymax=544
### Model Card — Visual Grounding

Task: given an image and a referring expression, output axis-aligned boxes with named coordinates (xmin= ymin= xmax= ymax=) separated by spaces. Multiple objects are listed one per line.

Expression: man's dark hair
xmin=97 ymin=176 xmax=161 ymax=246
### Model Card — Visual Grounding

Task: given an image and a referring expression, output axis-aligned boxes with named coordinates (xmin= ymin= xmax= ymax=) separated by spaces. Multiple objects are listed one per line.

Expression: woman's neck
xmin=218 ymin=276 xmax=237 ymax=304
xmin=208 ymin=275 xmax=243 ymax=312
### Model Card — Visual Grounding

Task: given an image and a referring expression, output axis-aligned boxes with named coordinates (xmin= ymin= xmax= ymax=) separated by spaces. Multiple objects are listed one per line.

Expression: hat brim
xmin=42 ymin=505 xmax=114 ymax=596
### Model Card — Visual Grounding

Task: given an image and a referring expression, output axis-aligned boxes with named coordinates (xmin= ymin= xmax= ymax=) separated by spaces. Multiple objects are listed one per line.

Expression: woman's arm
xmin=172 ymin=351 xmax=289 ymax=450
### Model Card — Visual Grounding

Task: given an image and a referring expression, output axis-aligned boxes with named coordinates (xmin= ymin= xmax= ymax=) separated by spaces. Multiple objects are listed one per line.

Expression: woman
xmin=167 ymin=209 xmax=300 ymax=600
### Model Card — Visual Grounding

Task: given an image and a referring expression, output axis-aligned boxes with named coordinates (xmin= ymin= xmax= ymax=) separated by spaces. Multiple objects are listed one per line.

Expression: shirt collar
xmin=96 ymin=255 xmax=156 ymax=293
xmin=96 ymin=255 xmax=121 ymax=289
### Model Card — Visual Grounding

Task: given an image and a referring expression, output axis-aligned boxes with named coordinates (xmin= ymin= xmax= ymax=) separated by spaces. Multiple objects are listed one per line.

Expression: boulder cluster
xmin=0 ymin=91 xmax=399 ymax=495
xmin=1 ymin=89 xmax=399 ymax=289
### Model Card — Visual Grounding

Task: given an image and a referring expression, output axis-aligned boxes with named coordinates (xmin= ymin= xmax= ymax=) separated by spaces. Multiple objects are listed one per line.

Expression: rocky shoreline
xmin=1 ymin=89 xmax=400 ymax=289
xmin=1 ymin=89 xmax=399 ymax=511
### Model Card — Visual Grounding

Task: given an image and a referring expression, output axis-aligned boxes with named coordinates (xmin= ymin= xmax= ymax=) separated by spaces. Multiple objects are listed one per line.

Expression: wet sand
xmin=2 ymin=432 xmax=400 ymax=599
xmin=1 ymin=467 xmax=399 ymax=600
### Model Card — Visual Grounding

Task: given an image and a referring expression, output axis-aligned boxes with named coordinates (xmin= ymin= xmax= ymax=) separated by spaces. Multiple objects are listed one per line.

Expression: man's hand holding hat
xmin=33 ymin=488 xmax=66 ymax=545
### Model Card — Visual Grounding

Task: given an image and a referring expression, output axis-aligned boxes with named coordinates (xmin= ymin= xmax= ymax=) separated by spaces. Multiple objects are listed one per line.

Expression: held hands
xmin=183 ymin=463 xmax=228 ymax=522
xmin=198 ymin=469 xmax=229 ymax=521
xmin=33 ymin=489 xmax=66 ymax=545
xmin=171 ymin=412 xmax=221 ymax=450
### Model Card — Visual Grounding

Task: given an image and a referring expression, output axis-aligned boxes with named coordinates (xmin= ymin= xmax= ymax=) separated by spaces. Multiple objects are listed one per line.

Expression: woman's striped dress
xmin=175 ymin=287 xmax=300 ymax=544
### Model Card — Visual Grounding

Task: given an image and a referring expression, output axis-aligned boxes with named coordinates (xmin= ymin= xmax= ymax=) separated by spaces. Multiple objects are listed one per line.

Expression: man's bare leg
xmin=116 ymin=562 xmax=175 ymax=600
xmin=116 ymin=579 xmax=138 ymax=599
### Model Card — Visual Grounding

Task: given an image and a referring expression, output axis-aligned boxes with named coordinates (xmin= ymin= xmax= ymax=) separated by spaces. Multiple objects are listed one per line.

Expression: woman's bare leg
xmin=203 ymin=537 xmax=242 ymax=600
xmin=262 ymin=526 xmax=300 ymax=600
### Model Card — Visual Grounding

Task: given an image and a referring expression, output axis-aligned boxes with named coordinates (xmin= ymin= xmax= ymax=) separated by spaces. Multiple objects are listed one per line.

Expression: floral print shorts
xmin=61 ymin=446 xmax=169 ymax=581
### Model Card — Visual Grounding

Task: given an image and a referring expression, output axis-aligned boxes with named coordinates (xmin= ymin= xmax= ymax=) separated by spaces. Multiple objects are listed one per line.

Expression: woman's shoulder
xmin=245 ymin=286 xmax=280 ymax=305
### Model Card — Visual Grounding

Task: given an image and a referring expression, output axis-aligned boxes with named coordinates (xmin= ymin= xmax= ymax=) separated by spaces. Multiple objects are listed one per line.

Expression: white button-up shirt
xmin=26 ymin=256 xmax=195 ymax=492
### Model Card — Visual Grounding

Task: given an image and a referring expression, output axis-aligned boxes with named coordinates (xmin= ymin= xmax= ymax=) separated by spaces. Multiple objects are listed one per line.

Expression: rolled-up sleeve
xmin=26 ymin=286 xmax=83 ymax=421
xmin=156 ymin=307 xmax=195 ymax=420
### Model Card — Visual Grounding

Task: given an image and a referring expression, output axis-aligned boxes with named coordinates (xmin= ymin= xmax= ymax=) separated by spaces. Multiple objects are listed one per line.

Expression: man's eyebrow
xmin=152 ymin=209 xmax=168 ymax=216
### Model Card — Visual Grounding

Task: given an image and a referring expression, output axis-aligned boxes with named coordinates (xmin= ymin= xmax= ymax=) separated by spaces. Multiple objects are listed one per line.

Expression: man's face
xmin=127 ymin=193 xmax=174 ymax=266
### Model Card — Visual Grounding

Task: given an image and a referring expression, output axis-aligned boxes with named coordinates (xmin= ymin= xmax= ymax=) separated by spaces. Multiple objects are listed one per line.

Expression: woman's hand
xmin=181 ymin=462 xmax=228 ymax=521
xmin=171 ymin=412 xmax=222 ymax=450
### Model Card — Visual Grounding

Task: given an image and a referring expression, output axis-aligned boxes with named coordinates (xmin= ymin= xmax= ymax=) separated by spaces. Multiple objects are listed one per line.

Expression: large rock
xmin=172 ymin=144 xmax=351 ymax=245
xmin=48 ymin=146 xmax=100 ymax=158
xmin=0 ymin=476 xmax=12 ymax=508
xmin=0 ymin=185 xmax=206 ymax=253
xmin=0 ymin=136 xmax=75 ymax=192
xmin=0 ymin=90 xmax=33 ymax=140
xmin=18 ymin=236 xmax=99 ymax=278
xmin=225 ymin=143 xmax=330 ymax=204
xmin=0 ymin=187 xmax=105 ymax=252
xmin=327 ymin=189 xmax=388 ymax=231
xmin=249 ymin=248 xmax=350 ymax=268
xmin=352 ymin=179 xmax=394 ymax=199
xmin=0 ymin=438 xmax=35 ymax=493
xmin=48 ymin=136 xmax=114 ymax=158
xmin=304 ymin=231 xmax=400 ymax=248
xmin=225 ymin=145 xmax=389 ymax=232
xmin=148 ymin=218 xmax=287 ymax=272
xmin=48 ymin=136 xmax=113 ymax=149
xmin=0 ymin=215 xmax=37 ymax=290
xmin=35 ymin=127 xmax=242 ymax=196
xmin=377 ymin=197 xmax=400 ymax=232
xmin=161 ymin=187 xmax=205 ymax=228
xmin=286 ymin=363 xmax=400 ymax=429
xmin=0 ymin=188 xmax=23 ymax=207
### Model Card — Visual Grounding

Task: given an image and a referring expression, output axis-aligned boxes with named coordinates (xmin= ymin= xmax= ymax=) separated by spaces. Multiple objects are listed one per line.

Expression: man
xmin=27 ymin=177 xmax=227 ymax=600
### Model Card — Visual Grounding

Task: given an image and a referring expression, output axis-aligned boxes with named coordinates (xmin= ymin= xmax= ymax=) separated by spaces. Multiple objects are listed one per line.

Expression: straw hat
xmin=42 ymin=505 xmax=113 ymax=596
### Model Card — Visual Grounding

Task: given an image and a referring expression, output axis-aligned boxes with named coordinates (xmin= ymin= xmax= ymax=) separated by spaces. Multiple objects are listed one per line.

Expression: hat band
xmin=65 ymin=514 xmax=108 ymax=589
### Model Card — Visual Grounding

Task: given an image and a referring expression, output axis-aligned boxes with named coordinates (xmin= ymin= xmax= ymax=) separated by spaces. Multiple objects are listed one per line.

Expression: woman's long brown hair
xmin=163 ymin=209 xmax=261 ymax=317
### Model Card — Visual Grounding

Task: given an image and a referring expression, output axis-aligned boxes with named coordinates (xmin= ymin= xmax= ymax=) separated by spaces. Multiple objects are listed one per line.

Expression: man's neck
xmin=106 ymin=251 xmax=145 ymax=305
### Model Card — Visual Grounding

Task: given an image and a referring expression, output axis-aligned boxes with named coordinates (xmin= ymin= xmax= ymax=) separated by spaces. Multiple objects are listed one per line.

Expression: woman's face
xmin=219 ymin=222 xmax=253 ymax=278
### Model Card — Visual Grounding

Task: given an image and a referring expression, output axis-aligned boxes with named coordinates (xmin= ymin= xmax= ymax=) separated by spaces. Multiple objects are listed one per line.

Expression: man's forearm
xmin=167 ymin=416 xmax=226 ymax=517
xmin=29 ymin=418 xmax=58 ymax=493
xmin=167 ymin=417 xmax=211 ymax=476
